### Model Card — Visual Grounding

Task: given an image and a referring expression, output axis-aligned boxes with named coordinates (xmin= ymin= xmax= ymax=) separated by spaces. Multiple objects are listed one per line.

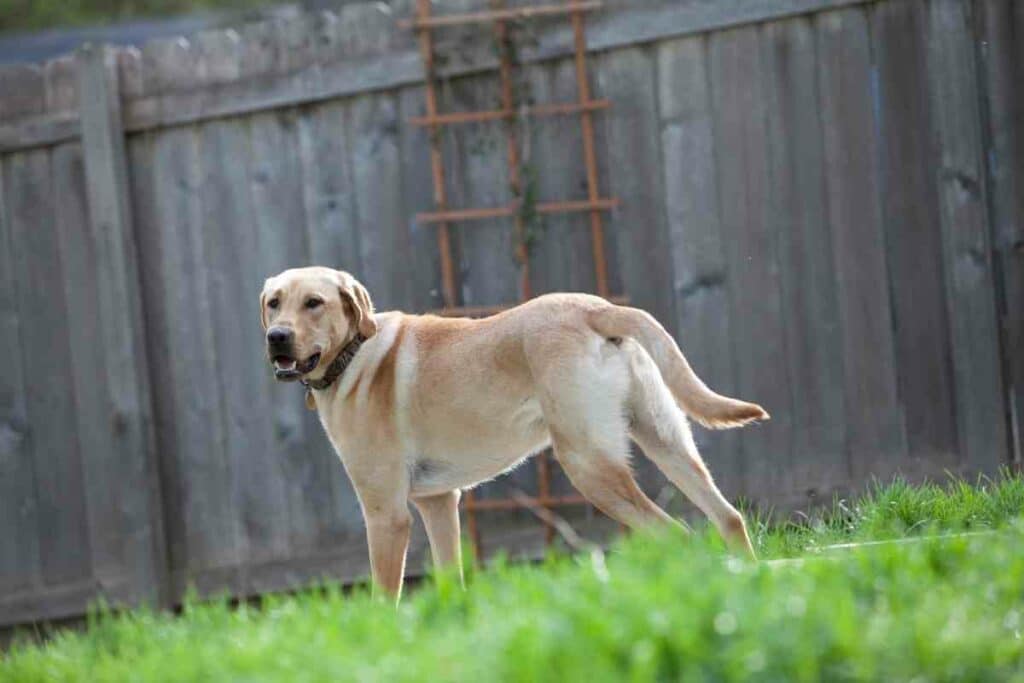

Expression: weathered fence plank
xmin=200 ymin=118 xmax=291 ymax=572
xmin=760 ymin=18 xmax=846 ymax=500
xmin=871 ymin=0 xmax=959 ymax=474
xmin=445 ymin=74 xmax=519 ymax=310
xmin=0 ymin=160 xmax=41 ymax=599
xmin=199 ymin=28 xmax=304 ymax=574
xmin=397 ymin=85 xmax=446 ymax=313
xmin=924 ymin=0 xmax=1007 ymax=475
xmin=527 ymin=60 xmax=598 ymax=296
xmin=655 ymin=35 xmax=742 ymax=498
xmin=596 ymin=48 xmax=674 ymax=332
xmin=708 ymin=26 xmax=793 ymax=499
xmin=59 ymin=45 xmax=164 ymax=609
xmin=978 ymin=0 xmax=1024 ymax=468
xmin=816 ymin=7 xmax=907 ymax=481
xmin=5 ymin=149 xmax=92 ymax=588
xmin=298 ymin=100 xmax=361 ymax=273
xmin=151 ymin=123 xmax=242 ymax=596
xmin=349 ymin=92 xmax=413 ymax=311
xmin=247 ymin=104 xmax=331 ymax=570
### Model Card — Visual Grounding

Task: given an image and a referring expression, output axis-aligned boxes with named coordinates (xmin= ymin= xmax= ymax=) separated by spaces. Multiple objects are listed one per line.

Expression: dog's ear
xmin=259 ymin=289 xmax=269 ymax=330
xmin=337 ymin=273 xmax=377 ymax=338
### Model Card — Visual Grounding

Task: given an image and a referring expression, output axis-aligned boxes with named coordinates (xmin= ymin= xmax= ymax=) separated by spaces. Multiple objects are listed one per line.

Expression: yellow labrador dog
xmin=261 ymin=267 xmax=768 ymax=599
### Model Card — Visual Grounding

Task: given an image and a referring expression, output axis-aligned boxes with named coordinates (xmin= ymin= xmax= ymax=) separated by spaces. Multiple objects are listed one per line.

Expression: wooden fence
xmin=1 ymin=0 xmax=1021 ymax=628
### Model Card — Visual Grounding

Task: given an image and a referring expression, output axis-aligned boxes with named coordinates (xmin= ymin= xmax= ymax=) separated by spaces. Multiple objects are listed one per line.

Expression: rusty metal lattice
xmin=404 ymin=0 xmax=624 ymax=558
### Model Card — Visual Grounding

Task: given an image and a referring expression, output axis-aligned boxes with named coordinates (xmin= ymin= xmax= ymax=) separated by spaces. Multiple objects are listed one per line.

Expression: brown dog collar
xmin=301 ymin=333 xmax=367 ymax=407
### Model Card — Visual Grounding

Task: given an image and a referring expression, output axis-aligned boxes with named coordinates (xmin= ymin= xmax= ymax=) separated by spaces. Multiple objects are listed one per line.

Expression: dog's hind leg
xmin=624 ymin=341 xmax=756 ymax=557
xmin=412 ymin=490 xmax=463 ymax=581
xmin=536 ymin=349 xmax=678 ymax=531
xmin=551 ymin=440 xmax=677 ymax=530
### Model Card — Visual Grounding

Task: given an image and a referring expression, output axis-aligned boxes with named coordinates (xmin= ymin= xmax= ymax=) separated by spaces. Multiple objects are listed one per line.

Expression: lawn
xmin=3 ymin=474 xmax=1024 ymax=682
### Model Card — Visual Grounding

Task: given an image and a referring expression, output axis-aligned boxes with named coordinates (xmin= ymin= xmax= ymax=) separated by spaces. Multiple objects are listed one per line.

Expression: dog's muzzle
xmin=266 ymin=326 xmax=320 ymax=381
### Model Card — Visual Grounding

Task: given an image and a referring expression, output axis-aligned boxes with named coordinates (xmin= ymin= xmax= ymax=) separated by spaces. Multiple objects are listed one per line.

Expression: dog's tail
xmin=588 ymin=304 xmax=769 ymax=429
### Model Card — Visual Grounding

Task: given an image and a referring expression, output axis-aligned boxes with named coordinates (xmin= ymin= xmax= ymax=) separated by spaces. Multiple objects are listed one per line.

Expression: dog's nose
xmin=266 ymin=327 xmax=293 ymax=346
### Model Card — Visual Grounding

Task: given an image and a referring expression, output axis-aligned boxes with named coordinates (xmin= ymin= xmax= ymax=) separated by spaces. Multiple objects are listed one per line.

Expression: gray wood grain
xmin=444 ymin=73 xmax=519 ymax=310
xmin=70 ymin=43 xmax=165 ymax=606
xmin=925 ymin=0 xmax=1008 ymax=474
xmin=194 ymin=32 xmax=291 ymax=571
xmin=0 ymin=64 xmax=44 ymax=122
xmin=150 ymin=123 xmax=242 ymax=591
xmin=127 ymin=131 xmax=189 ymax=580
xmin=298 ymin=103 xmax=360 ymax=273
xmin=871 ymin=0 xmax=959 ymax=473
xmin=655 ymin=35 xmax=742 ymax=498
xmin=52 ymin=141 xmax=120 ymax=584
xmin=397 ymin=84 xmax=445 ymax=312
xmin=816 ymin=7 xmax=907 ymax=480
xmin=349 ymin=92 xmax=414 ymax=311
xmin=707 ymin=26 xmax=793 ymax=500
xmin=5 ymin=148 xmax=93 ymax=587
xmin=527 ymin=59 xmax=597 ymax=296
xmin=0 ymin=159 xmax=41 ymax=596
xmin=978 ymin=0 xmax=1024 ymax=467
xmin=596 ymin=47 xmax=674 ymax=327
xmin=760 ymin=18 xmax=846 ymax=501
xmin=247 ymin=103 xmax=334 ymax=561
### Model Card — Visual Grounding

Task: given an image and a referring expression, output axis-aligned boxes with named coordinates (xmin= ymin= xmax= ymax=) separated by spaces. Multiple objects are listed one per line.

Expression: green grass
xmin=3 ymin=474 xmax=1024 ymax=682
xmin=0 ymin=0 xmax=272 ymax=35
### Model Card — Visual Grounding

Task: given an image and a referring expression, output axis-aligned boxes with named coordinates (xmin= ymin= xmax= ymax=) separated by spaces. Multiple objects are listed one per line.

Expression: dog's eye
xmin=305 ymin=298 xmax=323 ymax=310
xmin=267 ymin=298 xmax=279 ymax=310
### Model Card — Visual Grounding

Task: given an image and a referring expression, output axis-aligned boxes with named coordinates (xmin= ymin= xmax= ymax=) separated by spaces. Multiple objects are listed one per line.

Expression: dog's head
xmin=260 ymin=267 xmax=377 ymax=382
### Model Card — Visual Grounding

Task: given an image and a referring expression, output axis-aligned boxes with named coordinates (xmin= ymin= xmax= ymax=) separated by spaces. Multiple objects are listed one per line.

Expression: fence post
xmin=76 ymin=43 xmax=169 ymax=609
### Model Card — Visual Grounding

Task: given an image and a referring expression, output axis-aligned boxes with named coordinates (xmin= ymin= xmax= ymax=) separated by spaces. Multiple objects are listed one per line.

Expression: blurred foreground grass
xmin=3 ymin=473 xmax=1024 ymax=682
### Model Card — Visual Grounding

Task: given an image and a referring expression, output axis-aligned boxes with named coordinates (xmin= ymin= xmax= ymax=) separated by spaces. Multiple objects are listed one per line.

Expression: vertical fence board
xmin=708 ymin=27 xmax=792 ymax=499
xmin=52 ymin=141 xmax=114 ymax=577
xmin=0 ymin=160 xmax=40 ymax=596
xmin=761 ymin=18 xmax=847 ymax=500
xmin=871 ymin=0 xmax=959 ymax=474
xmin=925 ymin=0 xmax=1008 ymax=474
xmin=76 ymin=44 xmax=167 ymax=606
xmin=597 ymin=47 xmax=674 ymax=327
xmin=299 ymin=100 xmax=361 ymax=273
xmin=296 ymin=99 xmax=369 ymax=551
xmin=816 ymin=8 xmax=908 ymax=481
xmin=248 ymin=105 xmax=332 ymax=569
xmin=199 ymin=91 xmax=294 ymax=576
xmin=528 ymin=60 xmax=597 ymax=295
xmin=128 ymin=130 xmax=188 ymax=579
xmin=349 ymin=93 xmax=414 ymax=311
xmin=397 ymin=85 xmax=445 ymax=313
xmin=655 ymin=35 xmax=742 ymax=500
xmin=152 ymin=125 xmax=241 ymax=594
xmin=444 ymin=74 xmax=519 ymax=310
xmin=978 ymin=0 xmax=1024 ymax=467
xmin=5 ymin=149 xmax=92 ymax=587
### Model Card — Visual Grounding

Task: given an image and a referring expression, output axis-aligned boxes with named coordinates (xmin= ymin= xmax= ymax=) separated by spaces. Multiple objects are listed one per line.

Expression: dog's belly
xmin=407 ymin=396 xmax=551 ymax=497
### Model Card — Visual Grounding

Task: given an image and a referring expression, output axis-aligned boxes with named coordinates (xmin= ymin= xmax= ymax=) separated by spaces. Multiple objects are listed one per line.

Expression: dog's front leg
xmin=363 ymin=503 xmax=412 ymax=602
xmin=343 ymin=448 xmax=412 ymax=601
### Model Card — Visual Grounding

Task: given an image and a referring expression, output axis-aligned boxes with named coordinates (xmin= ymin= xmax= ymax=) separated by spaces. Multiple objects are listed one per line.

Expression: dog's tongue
xmin=275 ymin=358 xmax=297 ymax=371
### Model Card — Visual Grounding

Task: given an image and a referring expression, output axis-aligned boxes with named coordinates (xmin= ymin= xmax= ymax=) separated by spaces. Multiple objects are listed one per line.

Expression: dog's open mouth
xmin=272 ymin=353 xmax=321 ymax=381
